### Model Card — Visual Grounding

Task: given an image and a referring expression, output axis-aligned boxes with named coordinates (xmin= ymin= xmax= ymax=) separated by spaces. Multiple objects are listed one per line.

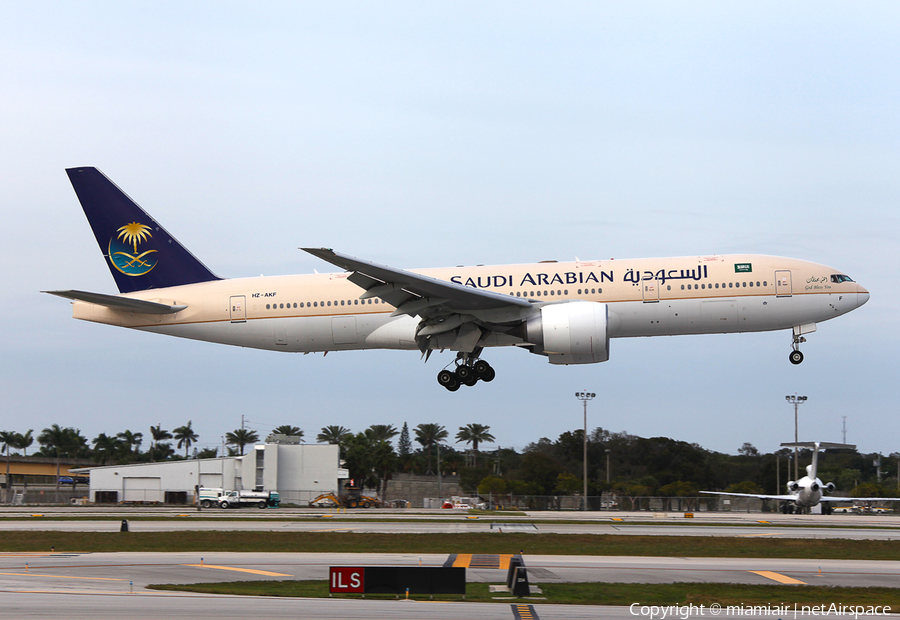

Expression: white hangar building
xmin=82 ymin=443 xmax=345 ymax=505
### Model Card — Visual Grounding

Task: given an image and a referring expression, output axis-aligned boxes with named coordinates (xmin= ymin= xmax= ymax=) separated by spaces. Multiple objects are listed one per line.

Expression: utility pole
xmin=576 ymin=392 xmax=595 ymax=511
xmin=785 ymin=395 xmax=807 ymax=480
xmin=842 ymin=416 xmax=847 ymax=444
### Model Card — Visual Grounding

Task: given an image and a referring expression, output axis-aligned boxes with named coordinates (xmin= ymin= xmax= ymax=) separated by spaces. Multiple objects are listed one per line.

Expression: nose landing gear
xmin=436 ymin=356 xmax=495 ymax=391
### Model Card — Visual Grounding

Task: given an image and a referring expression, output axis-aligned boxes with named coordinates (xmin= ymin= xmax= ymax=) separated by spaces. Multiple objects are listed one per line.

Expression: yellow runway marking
xmin=452 ymin=554 xmax=514 ymax=569
xmin=0 ymin=571 xmax=124 ymax=581
xmin=737 ymin=533 xmax=778 ymax=538
xmin=749 ymin=570 xmax=807 ymax=585
xmin=184 ymin=564 xmax=292 ymax=577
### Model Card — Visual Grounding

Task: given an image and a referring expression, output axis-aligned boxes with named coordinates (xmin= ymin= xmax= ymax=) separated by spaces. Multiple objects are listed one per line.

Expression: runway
xmin=2 ymin=510 xmax=899 ymax=619
xmin=1 ymin=551 xmax=898 ymax=619
xmin=3 ymin=515 xmax=900 ymax=540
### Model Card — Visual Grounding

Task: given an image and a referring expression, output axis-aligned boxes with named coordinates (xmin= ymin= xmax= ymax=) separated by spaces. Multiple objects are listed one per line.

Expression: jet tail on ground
xmin=65 ymin=167 xmax=220 ymax=293
xmin=781 ymin=441 xmax=856 ymax=481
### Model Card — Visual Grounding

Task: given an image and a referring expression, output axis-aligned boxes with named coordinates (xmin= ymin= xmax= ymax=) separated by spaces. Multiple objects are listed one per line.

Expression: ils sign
xmin=329 ymin=566 xmax=364 ymax=593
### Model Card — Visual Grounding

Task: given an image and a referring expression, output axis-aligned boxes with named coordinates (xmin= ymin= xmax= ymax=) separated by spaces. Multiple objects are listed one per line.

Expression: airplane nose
xmin=857 ymin=284 xmax=870 ymax=307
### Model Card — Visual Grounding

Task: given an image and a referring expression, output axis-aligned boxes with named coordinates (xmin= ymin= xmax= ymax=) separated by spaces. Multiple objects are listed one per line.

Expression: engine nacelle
xmin=787 ymin=481 xmax=799 ymax=493
xmin=825 ymin=482 xmax=835 ymax=494
xmin=525 ymin=301 xmax=609 ymax=365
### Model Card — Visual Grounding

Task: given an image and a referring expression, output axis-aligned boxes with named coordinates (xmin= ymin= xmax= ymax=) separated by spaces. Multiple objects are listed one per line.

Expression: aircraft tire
xmin=438 ymin=369 xmax=459 ymax=391
xmin=473 ymin=360 xmax=491 ymax=377
xmin=481 ymin=367 xmax=496 ymax=382
xmin=789 ymin=350 xmax=804 ymax=365
xmin=456 ymin=365 xmax=474 ymax=382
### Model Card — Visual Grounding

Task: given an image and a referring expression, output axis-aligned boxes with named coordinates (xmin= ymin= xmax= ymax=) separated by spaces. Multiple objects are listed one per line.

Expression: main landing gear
xmin=437 ymin=358 xmax=496 ymax=391
xmin=789 ymin=333 xmax=806 ymax=365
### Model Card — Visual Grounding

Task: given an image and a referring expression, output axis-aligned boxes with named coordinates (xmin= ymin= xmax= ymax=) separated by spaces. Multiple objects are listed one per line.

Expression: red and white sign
xmin=329 ymin=566 xmax=364 ymax=593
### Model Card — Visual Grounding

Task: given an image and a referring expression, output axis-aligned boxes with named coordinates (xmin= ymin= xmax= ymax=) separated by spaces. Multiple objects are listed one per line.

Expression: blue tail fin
xmin=66 ymin=167 xmax=221 ymax=293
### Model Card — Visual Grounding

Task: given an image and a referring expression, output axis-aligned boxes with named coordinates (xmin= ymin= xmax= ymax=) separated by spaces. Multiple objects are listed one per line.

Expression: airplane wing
xmin=700 ymin=491 xmax=799 ymax=501
xmin=301 ymin=248 xmax=532 ymax=314
xmin=819 ymin=496 xmax=900 ymax=502
xmin=43 ymin=290 xmax=187 ymax=315
xmin=302 ymin=248 xmax=535 ymax=353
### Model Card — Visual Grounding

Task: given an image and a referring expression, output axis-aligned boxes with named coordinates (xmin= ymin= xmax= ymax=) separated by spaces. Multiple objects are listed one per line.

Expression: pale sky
xmin=2 ymin=3 xmax=897 ymax=460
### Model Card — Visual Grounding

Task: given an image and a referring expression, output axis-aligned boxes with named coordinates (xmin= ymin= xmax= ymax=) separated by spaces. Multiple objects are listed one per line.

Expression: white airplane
xmin=702 ymin=442 xmax=896 ymax=514
xmin=47 ymin=167 xmax=870 ymax=391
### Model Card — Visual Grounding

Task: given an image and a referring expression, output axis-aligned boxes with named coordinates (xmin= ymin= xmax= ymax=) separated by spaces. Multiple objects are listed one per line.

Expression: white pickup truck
xmin=217 ymin=489 xmax=280 ymax=509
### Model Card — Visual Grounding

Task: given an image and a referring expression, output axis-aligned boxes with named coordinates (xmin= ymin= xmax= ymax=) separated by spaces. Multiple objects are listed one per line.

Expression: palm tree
xmin=39 ymin=425 xmax=88 ymax=493
xmin=15 ymin=430 xmax=33 ymax=456
xmin=116 ymin=430 xmax=143 ymax=456
xmin=366 ymin=424 xmax=399 ymax=444
xmin=414 ymin=423 xmax=448 ymax=475
xmin=149 ymin=425 xmax=172 ymax=461
xmin=317 ymin=425 xmax=351 ymax=445
xmin=225 ymin=428 xmax=259 ymax=456
xmin=370 ymin=440 xmax=398 ymax=501
xmin=456 ymin=423 xmax=496 ymax=467
xmin=92 ymin=433 xmax=122 ymax=465
xmin=1 ymin=431 xmax=15 ymax=503
xmin=273 ymin=425 xmax=303 ymax=438
xmin=173 ymin=421 xmax=199 ymax=458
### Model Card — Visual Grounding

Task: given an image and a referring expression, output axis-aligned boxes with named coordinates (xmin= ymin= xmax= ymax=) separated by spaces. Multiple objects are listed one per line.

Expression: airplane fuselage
xmin=68 ymin=253 xmax=868 ymax=355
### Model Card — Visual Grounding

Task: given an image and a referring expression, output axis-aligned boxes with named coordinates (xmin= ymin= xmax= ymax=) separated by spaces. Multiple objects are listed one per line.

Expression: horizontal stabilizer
xmin=43 ymin=290 xmax=187 ymax=315
xmin=781 ymin=441 xmax=856 ymax=451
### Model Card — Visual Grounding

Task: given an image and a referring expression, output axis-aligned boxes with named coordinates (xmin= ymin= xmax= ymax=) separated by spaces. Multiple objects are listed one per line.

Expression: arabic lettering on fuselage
xmin=449 ymin=265 xmax=708 ymax=290
xmin=623 ymin=265 xmax=708 ymax=286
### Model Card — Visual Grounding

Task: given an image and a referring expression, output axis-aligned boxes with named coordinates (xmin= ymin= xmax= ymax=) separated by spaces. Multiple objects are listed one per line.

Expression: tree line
xmin=3 ymin=421 xmax=897 ymax=500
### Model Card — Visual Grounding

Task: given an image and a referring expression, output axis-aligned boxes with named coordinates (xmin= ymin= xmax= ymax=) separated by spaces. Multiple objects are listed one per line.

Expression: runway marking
xmin=449 ymin=554 xmax=513 ymax=569
xmin=737 ymin=533 xmax=779 ymax=538
xmin=749 ymin=570 xmax=807 ymax=585
xmin=0 ymin=571 xmax=124 ymax=581
xmin=184 ymin=564 xmax=292 ymax=577
xmin=511 ymin=603 xmax=539 ymax=619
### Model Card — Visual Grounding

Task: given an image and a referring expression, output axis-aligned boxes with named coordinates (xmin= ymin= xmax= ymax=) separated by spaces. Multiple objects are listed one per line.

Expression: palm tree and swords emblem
xmin=108 ymin=222 xmax=158 ymax=276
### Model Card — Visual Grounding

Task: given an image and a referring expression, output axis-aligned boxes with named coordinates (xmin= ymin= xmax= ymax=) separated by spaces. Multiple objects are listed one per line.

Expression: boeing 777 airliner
xmin=47 ymin=167 xmax=869 ymax=391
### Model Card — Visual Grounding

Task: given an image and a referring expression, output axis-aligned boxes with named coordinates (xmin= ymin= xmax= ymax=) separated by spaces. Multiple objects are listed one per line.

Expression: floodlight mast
xmin=576 ymin=391 xmax=596 ymax=511
xmin=785 ymin=394 xmax=808 ymax=480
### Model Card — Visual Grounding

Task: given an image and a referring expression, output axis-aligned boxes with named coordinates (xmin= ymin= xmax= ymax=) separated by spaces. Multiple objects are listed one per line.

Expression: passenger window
xmin=266 ymin=304 xmax=270 ymax=309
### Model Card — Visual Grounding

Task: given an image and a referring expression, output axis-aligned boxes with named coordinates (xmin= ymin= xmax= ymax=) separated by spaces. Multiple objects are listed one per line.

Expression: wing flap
xmin=44 ymin=290 xmax=187 ymax=315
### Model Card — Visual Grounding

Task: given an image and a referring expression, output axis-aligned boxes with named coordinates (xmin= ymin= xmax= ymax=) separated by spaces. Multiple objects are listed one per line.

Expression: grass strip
xmin=4 ymin=531 xmax=900 ymax=560
xmin=148 ymin=580 xmax=900 ymax=609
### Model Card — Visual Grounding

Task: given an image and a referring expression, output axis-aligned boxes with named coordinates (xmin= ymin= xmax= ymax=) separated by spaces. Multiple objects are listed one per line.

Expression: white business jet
xmin=703 ymin=442 xmax=896 ymax=514
xmin=47 ymin=167 xmax=869 ymax=391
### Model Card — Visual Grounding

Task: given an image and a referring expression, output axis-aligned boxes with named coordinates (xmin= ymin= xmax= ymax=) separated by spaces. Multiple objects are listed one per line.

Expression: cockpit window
xmin=830 ymin=274 xmax=855 ymax=283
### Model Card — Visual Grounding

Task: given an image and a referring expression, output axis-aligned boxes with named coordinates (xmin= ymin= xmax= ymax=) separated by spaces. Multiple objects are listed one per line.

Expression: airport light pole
xmin=576 ymin=391 xmax=595 ymax=511
xmin=786 ymin=395 xmax=807 ymax=480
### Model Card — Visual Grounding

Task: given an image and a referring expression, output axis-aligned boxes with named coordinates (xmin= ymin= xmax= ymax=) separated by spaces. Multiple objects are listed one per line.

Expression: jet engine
xmin=824 ymin=482 xmax=835 ymax=494
xmin=787 ymin=481 xmax=799 ymax=493
xmin=524 ymin=301 xmax=609 ymax=365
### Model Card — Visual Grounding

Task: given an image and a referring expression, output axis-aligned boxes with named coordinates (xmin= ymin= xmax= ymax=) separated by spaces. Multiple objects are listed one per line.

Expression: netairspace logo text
xmin=629 ymin=603 xmax=892 ymax=619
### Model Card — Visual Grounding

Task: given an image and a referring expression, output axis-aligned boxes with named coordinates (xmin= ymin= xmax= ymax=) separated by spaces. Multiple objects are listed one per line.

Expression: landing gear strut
xmin=436 ymin=354 xmax=495 ymax=391
xmin=789 ymin=333 xmax=806 ymax=365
